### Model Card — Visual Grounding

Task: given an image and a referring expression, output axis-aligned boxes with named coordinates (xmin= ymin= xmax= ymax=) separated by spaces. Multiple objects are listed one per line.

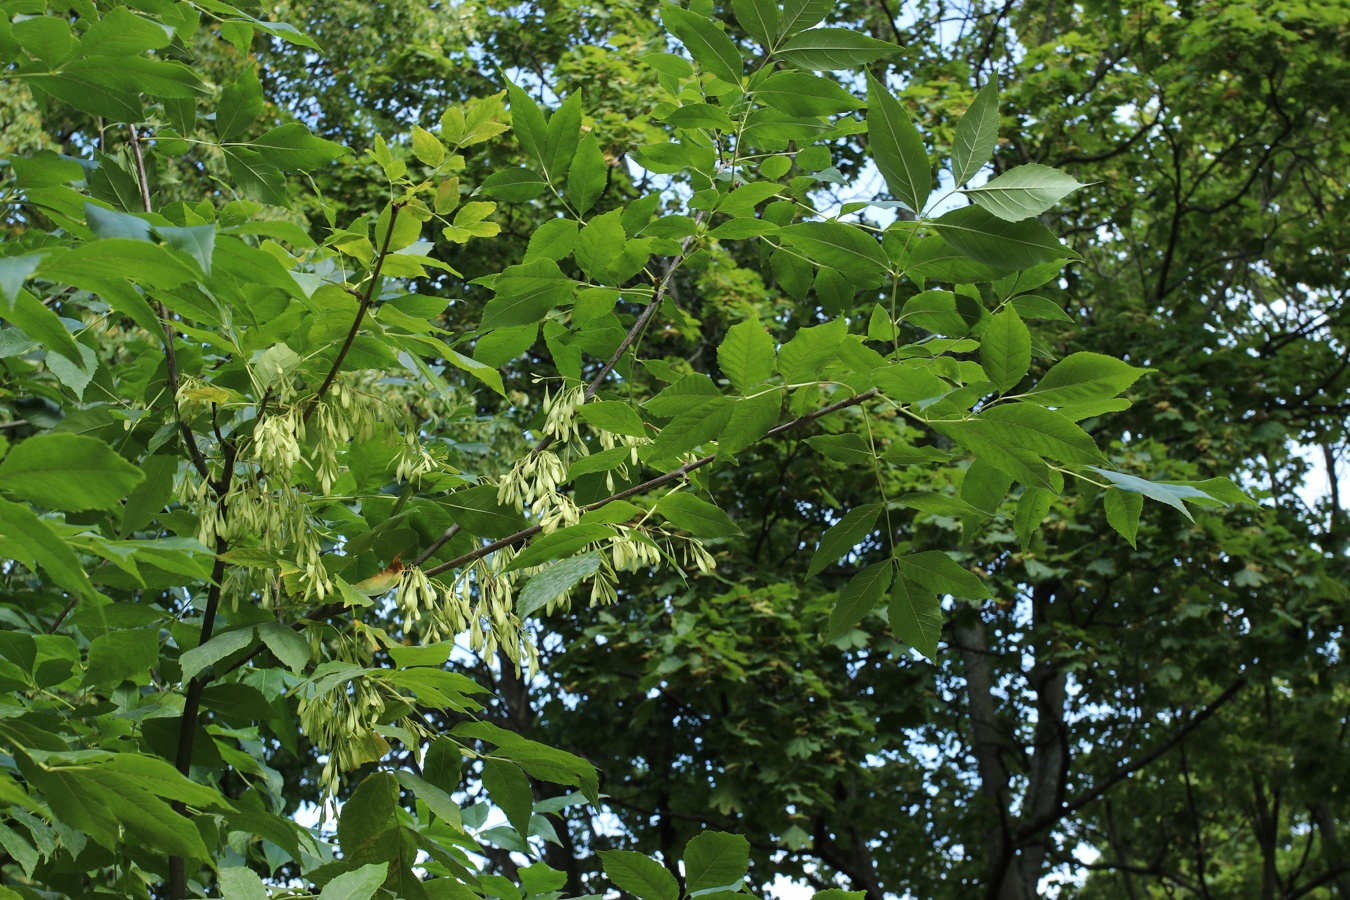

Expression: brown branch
xmin=169 ymin=435 xmax=237 ymax=899
xmin=306 ymin=201 xmax=404 ymax=420
xmin=1013 ymin=677 xmax=1247 ymax=845
xmin=422 ymin=387 xmax=879 ymax=579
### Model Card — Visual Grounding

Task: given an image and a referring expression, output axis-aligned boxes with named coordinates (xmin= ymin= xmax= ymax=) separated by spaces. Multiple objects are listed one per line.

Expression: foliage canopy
xmin=1 ymin=0 xmax=1346 ymax=899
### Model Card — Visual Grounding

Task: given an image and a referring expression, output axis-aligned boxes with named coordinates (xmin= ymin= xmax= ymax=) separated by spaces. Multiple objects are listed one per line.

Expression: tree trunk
xmin=1311 ymin=801 xmax=1350 ymax=899
xmin=955 ymin=618 xmax=1029 ymax=900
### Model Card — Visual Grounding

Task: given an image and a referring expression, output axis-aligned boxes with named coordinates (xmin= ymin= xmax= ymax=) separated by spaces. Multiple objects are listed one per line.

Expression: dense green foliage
xmin=1 ymin=1 xmax=1346 ymax=899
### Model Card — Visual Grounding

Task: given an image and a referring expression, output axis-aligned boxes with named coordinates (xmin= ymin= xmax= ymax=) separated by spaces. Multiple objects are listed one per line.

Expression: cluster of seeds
xmin=297 ymin=673 xmax=389 ymax=798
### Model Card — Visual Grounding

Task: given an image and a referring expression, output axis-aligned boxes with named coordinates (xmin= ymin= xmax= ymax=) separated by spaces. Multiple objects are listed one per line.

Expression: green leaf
xmin=423 ymin=737 xmax=462 ymax=794
xmin=717 ymin=390 xmax=782 ymax=457
xmin=525 ymin=218 xmax=579 ymax=263
xmin=1103 ymin=487 xmax=1143 ymax=548
xmin=776 ymin=28 xmax=896 ymax=70
xmin=217 ymin=68 xmax=262 ymax=140
xmin=969 ymin=404 xmax=1103 ymax=465
xmin=219 ymin=867 xmax=268 ymax=900
xmin=657 ymin=493 xmax=742 ymax=538
xmin=1011 ymin=295 xmax=1073 ymax=322
xmin=338 ymin=772 xmax=400 ymax=866
xmin=575 ymin=210 xmax=629 ymax=282
xmin=665 ymin=103 xmax=735 ymax=131
xmin=1086 ymin=467 xmax=1218 ymax=521
xmin=865 ymin=72 xmax=930 ymax=214
xmin=443 ymin=485 xmax=529 ymax=538
xmin=445 ymin=349 xmax=507 ymax=397
xmin=17 ymin=754 xmax=210 ymax=858
xmin=779 ymin=222 xmax=890 ymax=288
xmin=718 ymin=318 xmax=776 ymax=394
xmin=827 ymin=561 xmax=893 ymax=641
xmin=82 ymin=629 xmax=158 ymax=688
xmin=756 ymin=72 xmax=863 ymax=117
xmin=224 ymin=148 xmax=285 ymax=205
xmin=153 ymin=225 xmax=216 ymax=278
xmin=543 ymin=91 xmax=583 ymax=181
xmin=180 ymin=627 xmax=254 ymax=682
xmin=897 ymin=551 xmax=989 ymax=600
xmin=11 ymin=15 xmax=74 ymax=65
xmin=887 ymin=575 xmax=941 ymax=661
xmin=777 ymin=317 xmax=847 ymax=383
xmin=0 ymin=254 xmax=45 ymax=308
xmin=506 ymin=77 xmax=549 ymax=170
xmin=475 ymin=323 xmax=537 ymax=367
xmin=481 ymin=260 xmax=574 ymax=330
xmin=931 ymin=205 xmax=1077 ymax=270
xmin=659 ymin=2 xmax=743 ymax=86
xmin=40 ymin=238 xmax=202 ymax=290
xmin=1023 ymin=352 xmax=1148 ymax=406
xmin=805 ymin=433 xmax=873 ymax=465
xmin=77 ymin=7 xmax=169 ymax=55
xmin=508 ymin=524 xmax=614 ymax=571
xmin=0 ymin=497 xmax=94 ymax=598
xmin=412 ymin=125 xmax=446 ymax=167
xmin=482 ymin=758 xmax=534 ymax=839
xmin=517 ymin=553 xmax=603 ymax=619
xmin=981 ymin=306 xmax=1031 ymax=392
xmin=257 ymin=621 xmax=309 ymax=673
xmin=964 ymin=164 xmax=1086 ymax=222
xmin=1013 ymin=486 xmax=1055 ymax=551
xmin=0 ymin=433 xmax=143 ymax=511
xmin=684 ymin=831 xmax=751 ymax=893
xmin=872 ymin=363 xmax=948 ymax=403
xmin=778 ymin=0 xmax=832 ymax=36
xmin=934 ymin=421 xmax=1055 ymax=490
xmin=900 ymin=290 xmax=966 ymax=336
xmin=248 ymin=123 xmax=347 ymax=171
xmin=578 ymin=401 xmax=648 ymax=438
xmin=395 ymin=769 xmax=463 ymax=831
xmin=732 ymin=0 xmax=778 ymax=45
xmin=6 ymin=289 xmax=87 ymax=368
xmin=951 ymin=80 xmax=999 ymax=188
xmin=896 ymin=492 xmax=992 ymax=519
xmin=647 ymin=374 xmax=722 ymax=417
xmin=481 ymin=167 xmax=550 ymax=202
xmin=86 ymin=204 xmax=151 ymax=241
xmin=318 ymin=863 xmax=391 ymax=900
xmin=568 ymin=134 xmax=608 ymax=214
xmin=808 ymin=503 xmax=882 ymax=578
xmin=648 ymin=397 xmax=734 ymax=460
xmin=599 ymin=850 xmax=680 ymax=900
xmin=960 ymin=458 xmax=1012 ymax=514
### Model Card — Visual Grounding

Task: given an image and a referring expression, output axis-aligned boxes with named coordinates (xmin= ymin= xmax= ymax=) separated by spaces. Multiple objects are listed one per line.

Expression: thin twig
xmin=422 ymin=387 xmax=879 ymax=578
xmin=127 ymin=125 xmax=211 ymax=482
xmin=128 ymin=124 xmax=153 ymax=213
xmin=306 ymin=201 xmax=404 ymax=420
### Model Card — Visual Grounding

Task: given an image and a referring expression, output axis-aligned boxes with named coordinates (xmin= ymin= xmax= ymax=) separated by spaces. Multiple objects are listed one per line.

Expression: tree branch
xmin=307 ymin=201 xmax=404 ymax=419
xmin=1013 ymin=677 xmax=1247 ymax=845
xmin=127 ymin=124 xmax=211 ymax=482
xmin=420 ymin=388 xmax=879 ymax=578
